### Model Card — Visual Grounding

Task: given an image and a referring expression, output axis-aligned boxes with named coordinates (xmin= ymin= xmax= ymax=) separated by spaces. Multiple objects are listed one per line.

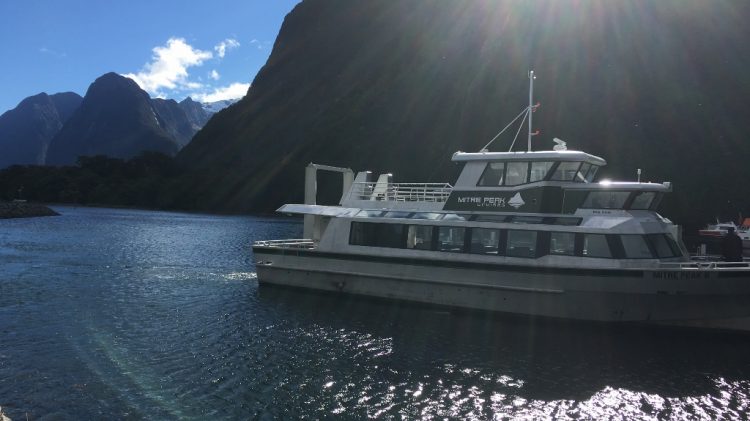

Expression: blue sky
xmin=0 ymin=0 xmax=300 ymax=112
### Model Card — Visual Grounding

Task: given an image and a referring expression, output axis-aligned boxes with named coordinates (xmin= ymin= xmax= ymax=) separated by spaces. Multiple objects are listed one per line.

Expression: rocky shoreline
xmin=0 ymin=201 xmax=59 ymax=219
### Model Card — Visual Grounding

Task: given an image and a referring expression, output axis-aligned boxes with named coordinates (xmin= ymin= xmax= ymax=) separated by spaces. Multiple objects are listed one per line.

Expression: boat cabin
xmin=444 ymin=150 xmax=669 ymax=214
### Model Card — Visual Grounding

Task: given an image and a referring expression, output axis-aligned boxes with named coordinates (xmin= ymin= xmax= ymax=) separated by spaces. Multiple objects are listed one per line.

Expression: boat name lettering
xmin=457 ymin=196 xmax=507 ymax=207
xmin=652 ymin=271 xmax=710 ymax=280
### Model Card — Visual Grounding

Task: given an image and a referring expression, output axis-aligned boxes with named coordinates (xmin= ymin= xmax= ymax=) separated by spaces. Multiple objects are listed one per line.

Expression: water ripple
xmin=1 ymin=206 xmax=749 ymax=419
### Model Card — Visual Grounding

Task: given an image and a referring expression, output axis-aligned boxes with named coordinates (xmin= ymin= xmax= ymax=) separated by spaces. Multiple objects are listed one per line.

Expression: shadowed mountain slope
xmin=46 ymin=73 xmax=180 ymax=165
xmin=0 ymin=92 xmax=82 ymax=167
xmin=178 ymin=0 xmax=750 ymax=225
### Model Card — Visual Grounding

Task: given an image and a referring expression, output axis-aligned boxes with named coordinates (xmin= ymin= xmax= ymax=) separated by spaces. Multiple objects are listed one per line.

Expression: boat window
xmin=473 ymin=215 xmax=509 ymax=223
xmin=620 ymin=235 xmax=654 ymax=258
xmin=630 ymin=192 xmax=656 ymax=210
xmin=478 ymin=162 xmax=505 ymax=186
xmin=647 ymin=234 xmax=679 ymax=258
xmin=506 ymin=230 xmax=537 ymax=258
xmin=505 ymin=162 xmax=529 ymax=186
xmin=406 ymin=225 xmax=434 ymax=250
xmin=582 ymin=234 xmax=612 ymax=258
xmin=383 ymin=211 xmax=413 ymax=219
xmin=550 ymin=162 xmax=581 ymax=181
xmin=510 ymin=216 xmax=544 ymax=224
xmin=530 ymin=161 xmax=554 ymax=182
xmin=410 ymin=212 xmax=443 ymax=220
xmin=438 ymin=227 xmax=466 ymax=252
xmin=349 ymin=222 xmax=405 ymax=248
xmin=469 ymin=228 xmax=500 ymax=255
xmin=442 ymin=213 xmax=470 ymax=221
xmin=549 ymin=217 xmax=582 ymax=226
xmin=356 ymin=210 xmax=385 ymax=218
xmin=582 ymin=191 xmax=630 ymax=209
xmin=665 ymin=234 xmax=684 ymax=257
xmin=550 ymin=232 xmax=576 ymax=256
xmin=576 ymin=163 xmax=592 ymax=183
xmin=585 ymin=166 xmax=599 ymax=182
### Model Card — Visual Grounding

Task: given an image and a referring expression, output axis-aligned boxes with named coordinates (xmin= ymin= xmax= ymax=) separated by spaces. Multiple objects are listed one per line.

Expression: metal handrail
xmin=347 ymin=182 xmax=453 ymax=202
xmin=253 ymin=239 xmax=316 ymax=249
xmin=659 ymin=261 xmax=750 ymax=270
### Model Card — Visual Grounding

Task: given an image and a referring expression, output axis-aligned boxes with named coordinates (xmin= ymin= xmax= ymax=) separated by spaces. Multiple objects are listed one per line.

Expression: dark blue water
xmin=1 ymin=206 xmax=750 ymax=419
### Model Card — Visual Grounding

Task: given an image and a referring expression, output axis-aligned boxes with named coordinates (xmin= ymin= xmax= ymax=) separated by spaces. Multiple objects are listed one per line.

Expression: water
xmin=1 ymin=206 xmax=749 ymax=420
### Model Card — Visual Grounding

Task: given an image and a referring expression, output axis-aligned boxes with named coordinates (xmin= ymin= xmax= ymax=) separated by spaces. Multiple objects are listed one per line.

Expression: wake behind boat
xmin=252 ymin=72 xmax=750 ymax=332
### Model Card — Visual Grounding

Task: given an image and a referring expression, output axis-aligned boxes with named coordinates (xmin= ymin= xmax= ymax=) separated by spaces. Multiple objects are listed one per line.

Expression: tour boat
xmin=253 ymin=72 xmax=750 ymax=331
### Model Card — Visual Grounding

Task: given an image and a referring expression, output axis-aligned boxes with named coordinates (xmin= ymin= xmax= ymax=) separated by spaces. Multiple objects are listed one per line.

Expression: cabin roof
xmin=452 ymin=150 xmax=607 ymax=166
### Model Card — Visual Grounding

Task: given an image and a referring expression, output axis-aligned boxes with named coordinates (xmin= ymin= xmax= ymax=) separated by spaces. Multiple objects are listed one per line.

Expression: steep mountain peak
xmin=46 ymin=73 xmax=179 ymax=165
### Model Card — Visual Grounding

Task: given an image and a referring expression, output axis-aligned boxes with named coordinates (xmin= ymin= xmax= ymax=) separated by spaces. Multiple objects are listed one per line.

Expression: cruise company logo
xmin=508 ymin=192 xmax=525 ymax=209
xmin=454 ymin=191 xmax=526 ymax=209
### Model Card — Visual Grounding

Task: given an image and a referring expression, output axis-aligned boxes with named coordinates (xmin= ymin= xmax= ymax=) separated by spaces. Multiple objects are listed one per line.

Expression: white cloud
xmin=123 ymin=37 xmax=212 ymax=96
xmin=249 ymin=39 xmax=271 ymax=50
xmin=209 ymin=70 xmax=220 ymax=80
xmin=194 ymin=82 xmax=249 ymax=102
xmin=214 ymin=38 xmax=240 ymax=58
xmin=39 ymin=47 xmax=67 ymax=58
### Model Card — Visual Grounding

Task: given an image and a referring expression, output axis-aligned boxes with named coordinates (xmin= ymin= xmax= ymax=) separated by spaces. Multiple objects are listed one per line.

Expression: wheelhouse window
xmin=647 ymin=234 xmax=680 ymax=258
xmin=469 ymin=228 xmax=500 ymax=255
xmin=478 ymin=162 xmax=505 ymax=186
xmin=349 ymin=222 xmax=405 ymax=248
xmin=550 ymin=162 xmax=581 ymax=181
xmin=407 ymin=225 xmax=433 ymax=250
xmin=620 ymin=235 xmax=654 ymax=258
xmin=505 ymin=162 xmax=529 ymax=186
xmin=530 ymin=161 xmax=554 ymax=182
xmin=582 ymin=234 xmax=612 ymax=258
xmin=576 ymin=163 xmax=592 ymax=182
xmin=630 ymin=192 xmax=656 ymax=210
xmin=438 ymin=226 xmax=466 ymax=252
xmin=506 ymin=230 xmax=537 ymax=258
xmin=550 ymin=232 xmax=576 ymax=256
xmin=585 ymin=166 xmax=599 ymax=182
xmin=582 ymin=191 xmax=630 ymax=209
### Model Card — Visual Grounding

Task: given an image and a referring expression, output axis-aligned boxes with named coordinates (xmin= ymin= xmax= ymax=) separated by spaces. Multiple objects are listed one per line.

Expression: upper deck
xmin=339 ymin=148 xmax=670 ymax=215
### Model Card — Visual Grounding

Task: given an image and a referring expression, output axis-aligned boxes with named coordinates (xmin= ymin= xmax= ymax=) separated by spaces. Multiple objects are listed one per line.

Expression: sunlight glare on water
xmin=1 ymin=206 xmax=749 ymax=419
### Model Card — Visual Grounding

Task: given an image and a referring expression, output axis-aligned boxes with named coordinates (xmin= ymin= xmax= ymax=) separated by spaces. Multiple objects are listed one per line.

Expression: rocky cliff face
xmin=46 ymin=73 xmax=181 ymax=165
xmin=0 ymin=92 xmax=82 ymax=167
xmin=180 ymin=0 xmax=750 ymax=223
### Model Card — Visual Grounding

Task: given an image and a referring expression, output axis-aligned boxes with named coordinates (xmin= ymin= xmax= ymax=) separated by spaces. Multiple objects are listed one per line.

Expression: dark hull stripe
xmin=252 ymin=246 xmax=646 ymax=278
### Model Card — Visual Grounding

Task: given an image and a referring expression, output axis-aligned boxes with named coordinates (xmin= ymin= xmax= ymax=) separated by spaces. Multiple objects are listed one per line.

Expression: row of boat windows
xmin=478 ymin=161 xmax=599 ymax=187
xmin=582 ymin=191 xmax=659 ymax=210
xmin=349 ymin=222 xmax=683 ymax=259
xmin=356 ymin=210 xmax=582 ymax=226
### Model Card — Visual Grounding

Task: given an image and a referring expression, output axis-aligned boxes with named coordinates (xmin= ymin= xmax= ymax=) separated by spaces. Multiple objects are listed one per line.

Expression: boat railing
xmin=659 ymin=260 xmax=750 ymax=270
xmin=346 ymin=182 xmax=453 ymax=202
xmin=253 ymin=239 xmax=316 ymax=249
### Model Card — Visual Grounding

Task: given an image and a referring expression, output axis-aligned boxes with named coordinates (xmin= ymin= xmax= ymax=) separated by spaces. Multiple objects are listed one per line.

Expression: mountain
xmin=0 ymin=92 xmax=82 ymax=168
xmin=46 ymin=73 xmax=181 ymax=165
xmin=150 ymin=97 xmax=213 ymax=148
xmin=178 ymin=0 xmax=750 ymax=225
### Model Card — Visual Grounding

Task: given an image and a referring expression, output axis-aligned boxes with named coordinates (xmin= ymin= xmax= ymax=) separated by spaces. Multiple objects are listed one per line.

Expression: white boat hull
xmin=254 ymin=248 xmax=750 ymax=330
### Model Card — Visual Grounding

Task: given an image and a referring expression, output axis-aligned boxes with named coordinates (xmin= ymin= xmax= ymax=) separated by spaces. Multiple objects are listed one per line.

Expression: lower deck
xmin=253 ymin=242 xmax=750 ymax=327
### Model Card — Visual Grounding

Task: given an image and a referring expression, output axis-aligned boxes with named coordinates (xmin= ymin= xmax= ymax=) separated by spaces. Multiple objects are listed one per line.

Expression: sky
xmin=0 ymin=0 xmax=300 ymax=112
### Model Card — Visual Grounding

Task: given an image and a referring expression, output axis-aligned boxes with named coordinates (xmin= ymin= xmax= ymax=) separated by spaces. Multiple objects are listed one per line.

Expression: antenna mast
xmin=527 ymin=70 xmax=535 ymax=152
